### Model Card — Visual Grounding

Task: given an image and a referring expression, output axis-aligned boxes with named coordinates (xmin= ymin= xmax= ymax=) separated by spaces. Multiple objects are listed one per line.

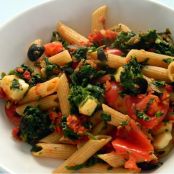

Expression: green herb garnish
xmin=101 ymin=112 xmax=111 ymax=122
xmin=10 ymin=79 xmax=21 ymax=90
xmin=163 ymin=58 xmax=174 ymax=64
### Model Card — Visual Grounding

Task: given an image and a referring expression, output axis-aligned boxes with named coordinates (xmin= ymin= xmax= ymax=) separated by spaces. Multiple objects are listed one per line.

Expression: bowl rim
xmin=0 ymin=0 xmax=174 ymax=31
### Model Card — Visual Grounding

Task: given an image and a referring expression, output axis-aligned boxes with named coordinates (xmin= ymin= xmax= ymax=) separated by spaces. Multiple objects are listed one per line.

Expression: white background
xmin=0 ymin=0 xmax=174 ymax=25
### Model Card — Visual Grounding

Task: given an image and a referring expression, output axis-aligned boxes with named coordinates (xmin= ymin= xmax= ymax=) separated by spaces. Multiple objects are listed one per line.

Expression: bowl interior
xmin=0 ymin=0 xmax=174 ymax=173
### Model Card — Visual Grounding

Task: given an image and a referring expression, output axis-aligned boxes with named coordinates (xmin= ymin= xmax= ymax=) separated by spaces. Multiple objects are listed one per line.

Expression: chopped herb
xmin=29 ymin=74 xmax=43 ymax=87
xmin=19 ymin=106 xmax=53 ymax=145
xmin=153 ymin=80 xmax=166 ymax=87
xmin=44 ymin=58 xmax=60 ymax=78
xmin=137 ymin=111 xmax=150 ymax=121
xmin=86 ymin=84 xmax=104 ymax=102
xmin=120 ymin=120 xmax=129 ymax=126
xmin=73 ymin=47 xmax=88 ymax=60
xmin=120 ymin=57 xmax=148 ymax=95
xmin=50 ymin=31 xmax=68 ymax=48
xmin=155 ymin=111 xmax=164 ymax=118
xmin=0 ymin=72 xmax=6 ymax=79
xmin=163 ymin=58 xmax=174 ymax=64
xmin=111 ymin=31 xmax=136 ymax=52
xmin=10 ymin=79 xmax=21 ymax=90
xmin=70 ymin=64 xmax=105 ymax=86
xmin=101 ymin=112 xmax=111 ymax=122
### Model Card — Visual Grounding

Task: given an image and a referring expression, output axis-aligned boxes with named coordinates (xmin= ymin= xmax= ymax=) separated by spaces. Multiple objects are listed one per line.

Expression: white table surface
xmin=0 ymin=0 xmax=174 ymax=173
xmin=0 ymin=0 xmax=174 ymax=25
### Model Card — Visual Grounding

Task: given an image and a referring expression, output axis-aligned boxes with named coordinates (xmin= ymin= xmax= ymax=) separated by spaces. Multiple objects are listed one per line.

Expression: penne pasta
xmin=102 ymin=104 xmax=130 ymax=127
xmin=53 ymin=135 xmax=111 ymax=173
xmin=32 ymin=143 xmax=77 ymax=159
xmin=49 ymin=50 xmax=72 ymax=66
xmin=39 ymin=132 xmax=61 ymax=144
xmin=77 ymin=163 xmax=136 ymax=173
xmin=142 ymin=65 xmax=170 ymax=82
xmin=168 ymin=61 xmax=174 ymax=81
xmin=110 ymin=23 xmax=131 ymax=32
xmin=106 ymin=53 xmax=126 ymax=68
xmin=16 ymin=94 xmax=58 ymax=115
xmin=19 ymin=77 xmax=59 ymax=104
xmin=57 ymin=22 xmax=89 ymax=46
xmin=57 ymin=73 xmax=70 ymax=116
xmin=98 ymin=151 xmax=125 ymax=168
xmin=126 ymin=49 xmax=174 ymax=68
xmin=91 ymin=5 xmax=107 ymax=32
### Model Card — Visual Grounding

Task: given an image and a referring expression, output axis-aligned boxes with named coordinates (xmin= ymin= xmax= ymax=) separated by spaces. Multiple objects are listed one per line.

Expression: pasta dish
xmin=0 ymin=5 xmax=174 ymax=173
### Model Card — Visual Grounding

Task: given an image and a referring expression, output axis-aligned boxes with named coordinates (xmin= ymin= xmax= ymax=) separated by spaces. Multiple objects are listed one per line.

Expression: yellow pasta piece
xmin=49 ymin=50 xmax=72 ymax=66
xmin=16 ymin=94 xmax=58 ymax=115
xmin=39 ymin=132 xmax=61 ymax=144
xmin=57 ymin=73 xmax=70 ymax=116
xmin=142 ymin=66 xmax=170 ymax=82
xmin=102 ymin=104 xmax=130 ymax=126
xmin=77 ymin=163 xmax=136 ymax=173
xmin=32 ymin=143 xmax=77 ymax=160
xmin=168 ymin=61 xmax=174 ymax=81
xmin=126 ymin=49 xmax=174 ymax=68
xmin=98 ymin=151 xmax=125 ymax=168
xmin=53 ymin=135 xmax=111 ymax=173
xmin=57 ymin=22 xmax=89 ymax=46
xmin=19 ymin=77 xmax=59 ymax=104
xmin=110 ymin=23 xmax=131 ymax=32
xmin=91 ymin=5 xmax=107 ymax=32
xmin=107 ymin=53 xmax=126 ymax=68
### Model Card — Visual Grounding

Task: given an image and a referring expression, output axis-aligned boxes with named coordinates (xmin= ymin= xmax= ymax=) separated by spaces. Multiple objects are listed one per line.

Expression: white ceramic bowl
xmin=0 ymin=0 xmax=174 ymax=173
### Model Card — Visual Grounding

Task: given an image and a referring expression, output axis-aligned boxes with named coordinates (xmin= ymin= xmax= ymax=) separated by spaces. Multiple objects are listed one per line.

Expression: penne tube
xmin=98 ymin=151 xmax=125 ymax=168
xmin=102 ymin=104 xmax=130 ymax=127
xmin=106 ymin=53 xmax=170 ymax=82
xmin=77 ymin=163 xmax=136 ymax=173
xmin=91 ymin=5 xmax=107 ymax=32
xmin=142 ymin=66 xmax=170 ymax=82
xmin=106 ymin=53 xmax=126 ymax=68
xmin=49 ymin=50 xmax=72 ymax=66
xmin=39 ymin=132 xmax=61 ymax=144
xmin=53 ymin=135 xmax=111 ymax=173
xmin=57 ymin=22 xmax=89 ymax=46
xmin=168 ymin=61 xmax=174 ymax=81
xmin=32 ymin=143 xmax=77 ymax=160
xmin=110 ymin=23 xmax=131 ymax=32
xmin=126 ymin=49 xmax=174 ymax=68
xmin=19 ymin=77 xmax=59 ymax=104
xmin=16 ymin=94 xmax=58 ymax=115
xmin=57 ymin=73 xmax=70 ymax=116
